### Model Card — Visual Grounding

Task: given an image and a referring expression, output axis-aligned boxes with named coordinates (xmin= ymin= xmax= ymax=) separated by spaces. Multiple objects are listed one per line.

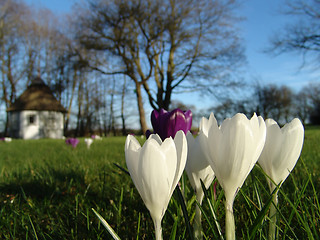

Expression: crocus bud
xmin=148 ymin=108 xmax=192 ymax=140
xmin=202 ymin=113 xmax=266 ymax=240
xmin=204 ymin=113 xmax=266 ymax=202
xmin=125 ymin=130 xmax=188 ymax=239
xmin=258 ymin=118 xmax=304 ymax=192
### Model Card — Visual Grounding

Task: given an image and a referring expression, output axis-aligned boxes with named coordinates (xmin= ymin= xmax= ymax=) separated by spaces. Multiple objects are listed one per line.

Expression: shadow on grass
xmin=0 ymin=168 xmax=92 ymax=200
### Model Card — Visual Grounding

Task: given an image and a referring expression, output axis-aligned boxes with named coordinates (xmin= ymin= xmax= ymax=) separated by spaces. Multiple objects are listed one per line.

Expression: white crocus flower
xmin=4 ymin=137 xmax=12 ymax=142
xmin=186 ymin=131 xmax=215 ymax=240
xmin=125 ymin=130 xmax=188 ymax=240
xmin=258 ymin=118 xmax=304 ymax=240
xmin=186 ymin=132 xmax=215 ymax=203
xmin=203 ymin=113 xmax=266 ymax=240
xmin=84 ymin=138 xmax=93 ymax=149
xmin=185 ymin=114 xmax=216 ymax=240
xmin=258 ymin=118 xmax=304 ymax=191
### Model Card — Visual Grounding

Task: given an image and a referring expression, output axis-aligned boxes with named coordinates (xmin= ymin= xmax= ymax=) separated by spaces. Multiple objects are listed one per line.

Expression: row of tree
xmin=209 ymin=83 xmax=320 ymax=125
xmin=1 ymin=0 xmax=319 ymax=136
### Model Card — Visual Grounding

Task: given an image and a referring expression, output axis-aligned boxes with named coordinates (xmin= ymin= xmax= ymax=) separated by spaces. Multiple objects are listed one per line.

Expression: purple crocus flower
xmin=147 ymin=108 xmax=192 ymax=140
xmin=65 ymin=138 xmax=79 ymax=148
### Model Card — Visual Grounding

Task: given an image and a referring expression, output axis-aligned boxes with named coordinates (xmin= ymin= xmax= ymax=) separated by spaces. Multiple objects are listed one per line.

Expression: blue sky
xmin=25 ymin=0 xmax=319 ymax=110
xmin=239 ymin=0 xmax=319 ymax=90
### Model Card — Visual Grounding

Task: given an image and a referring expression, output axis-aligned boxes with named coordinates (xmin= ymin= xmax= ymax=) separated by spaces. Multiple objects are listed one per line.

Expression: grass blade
xmin=169 ymin=216 xmax=178 ymax=240
xmin=200 ymin=179 xmax=224 ymax=240
xmin=113 ymin=163 xmax=130 ymax=175
xmin=248 ymin=186 xmax=278 ymax=240
xmin=279 ymin=179 xmax=314 ymax=240
xmin=92 ymin=208 xmax=121 ymax=240
xmin=175 ymin=185 xmax=194 ymax=239
xmin=29 ymin=215 xmax=39 ymax=240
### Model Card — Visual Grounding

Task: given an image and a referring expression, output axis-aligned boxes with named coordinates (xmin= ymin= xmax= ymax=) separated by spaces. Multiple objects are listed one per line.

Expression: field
xmin=0 ymin=127 xmax=319 ymax=239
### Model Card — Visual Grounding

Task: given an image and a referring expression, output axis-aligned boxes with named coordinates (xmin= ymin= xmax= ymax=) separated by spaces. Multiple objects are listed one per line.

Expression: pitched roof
xmin=7 ymin=77 xmax=67 ymax=113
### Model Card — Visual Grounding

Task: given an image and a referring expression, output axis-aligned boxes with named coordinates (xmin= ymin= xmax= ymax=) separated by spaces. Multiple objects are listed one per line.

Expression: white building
xmin=7 ymin=77 xmax=66 ymax=139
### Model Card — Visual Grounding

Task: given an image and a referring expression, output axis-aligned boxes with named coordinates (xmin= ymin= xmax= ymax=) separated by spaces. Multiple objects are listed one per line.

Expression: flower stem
xmin=153 ymin=218 xmax=163 ymax=240
xmin=268 ymin=190 xmax=278 ymax=240
xmin=225 ymin=199 xmax=235 ymax=240
xmin=194 ymin=192 xmax=204 ymax=240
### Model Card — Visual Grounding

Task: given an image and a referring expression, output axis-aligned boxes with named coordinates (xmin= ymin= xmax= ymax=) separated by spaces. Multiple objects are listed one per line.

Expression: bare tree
xmin=294 ymin=88 xmax=311 ymax=125
xmin=301 ymin=82 xmax=320 ymax=124
xmin=0 ymin=0 xmax=30 ymax=135
xmin=75 ymin=0 xmax=244 ymax=133
xmin=254 ymin=84 xmax=293 ymax=123
xmin=269 ymin=0 xmax=320 ymax=67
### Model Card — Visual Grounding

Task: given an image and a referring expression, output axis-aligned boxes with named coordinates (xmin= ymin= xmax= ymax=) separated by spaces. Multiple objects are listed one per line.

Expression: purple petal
xmin=167 ymin=109 xmax=187 ymax=137
xmin=151 ymin=109 xmax=161 ymax=134
xmin=145 ymin=129 xmax=152 ymax=139
xmin=66 ymin=138 xmax=79 ymax=148
xmin=150 ymin=108 xmax=192 ymax=141
xmin=151 ymin=109 xmax=170 ymax=140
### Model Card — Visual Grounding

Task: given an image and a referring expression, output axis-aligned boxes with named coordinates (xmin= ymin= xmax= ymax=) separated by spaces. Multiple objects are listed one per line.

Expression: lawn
xmin=0 ymin=127 xmax=319 ymax=239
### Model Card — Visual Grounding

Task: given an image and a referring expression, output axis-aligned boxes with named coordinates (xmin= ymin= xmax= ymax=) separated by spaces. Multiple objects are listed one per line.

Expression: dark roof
xmin=7 ymin=77 xmax=67 ymax=113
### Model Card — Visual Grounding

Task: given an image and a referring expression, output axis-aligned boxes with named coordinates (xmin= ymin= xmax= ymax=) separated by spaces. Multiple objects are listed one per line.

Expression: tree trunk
xmin=108 ymin=77 xmax=116 ymax=136
xmin=121 ymin=77 xmax=127 ymax=136
xmin=64 ymin=69 xmax=78 ymax=134
xmin=135 ymin=82 xmax=147 ymax=134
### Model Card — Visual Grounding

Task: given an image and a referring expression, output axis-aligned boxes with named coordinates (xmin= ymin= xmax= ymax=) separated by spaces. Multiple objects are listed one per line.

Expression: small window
xmin=28 ymin=115 xmax=36 ymax=125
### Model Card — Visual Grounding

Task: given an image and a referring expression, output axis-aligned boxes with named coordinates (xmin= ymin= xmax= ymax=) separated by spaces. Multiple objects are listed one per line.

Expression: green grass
xmin=0 ymin=127 xmax=319 ymax=239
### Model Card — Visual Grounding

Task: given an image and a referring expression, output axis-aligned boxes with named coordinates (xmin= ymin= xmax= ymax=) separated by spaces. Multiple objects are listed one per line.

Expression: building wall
xmin=8 ymin=110 xmax=64 ymax=139
xmin=38 ymin=111 xmax=64 ymax=139
xmin=20 ymin=110 xmax=40 ymax=139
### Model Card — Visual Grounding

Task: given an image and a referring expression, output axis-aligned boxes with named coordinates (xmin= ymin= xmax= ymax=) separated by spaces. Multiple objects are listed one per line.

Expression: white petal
xmin=258 ymin=118 xmax=304 ymax=189
xmin=125 ymin=135 xmax=143 ymax=199
xmin=186 ymin=131 xmax=215 ymax=194
xmin=125 ymin=134 xmax=141 ymax=152
xmin=186 ymin=132 xmax=210 ymax=172
xmin=138 ymin=138 xmax=171 ymax=220
xmin=250 ymin=115 xmax=266 ymax=167
xmin=160 ymin=137 xmax=178 ymax=199
xmin=207 ymin=113 xmax=265 ymax=201
xmin=148 ymin=133 xmax=163 ymax=145
xmin=200 ymin=113 xmax=217 ymax=136
xmin=169 ymin=131 xmax=187 ymax=197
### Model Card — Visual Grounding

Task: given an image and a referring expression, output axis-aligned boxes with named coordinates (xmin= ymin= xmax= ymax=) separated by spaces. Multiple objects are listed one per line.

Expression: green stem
xmin=175 ymin=185 xmax=193 ymax=239
xmin=268 ymin=190 xmax=278 ymax=240
xmin=194 ymin=192 xmax=204 ymax=240
xmin=153 ymin=217 xmax=163 ymax=240
xmin=225 ymin=199 xmax=235 ymax=240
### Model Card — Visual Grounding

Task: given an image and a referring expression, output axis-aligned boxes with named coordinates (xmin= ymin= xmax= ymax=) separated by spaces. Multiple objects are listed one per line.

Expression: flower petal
xmin=186 ymin=131 xmax=215 ymax=196
xmin=138 ymin=138 xmax=171 ymax=220
xmin=169 ymin=130 xmax=188 ymax=197
xmin=199 ymin=113 xmax=217 ymax=136
xmin=207 ymin=113 xmax=266 ymax=201
xmin=259 ymin=118 xmax=304 ymax=188
xmin=125 ymin=135 xmax=144 ymax=200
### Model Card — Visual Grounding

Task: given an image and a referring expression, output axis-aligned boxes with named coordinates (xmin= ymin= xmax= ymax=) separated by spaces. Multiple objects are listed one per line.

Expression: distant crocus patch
xmin=0 ymin=137 xmax=12 ymax=142
xmin=65 ymin=138 xmax=79 ymax=148
xmin=146 ymin=108 xmax=192 ymax=140
xmin=91 ymin=135 xmax=102 ymax=140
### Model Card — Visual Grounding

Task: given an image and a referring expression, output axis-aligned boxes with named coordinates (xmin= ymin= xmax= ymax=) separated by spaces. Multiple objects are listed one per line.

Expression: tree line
xmin=209 ymin=83 xmax=320 ymax=125
xmin=1 ymin=0 xmax=319 ymax=137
